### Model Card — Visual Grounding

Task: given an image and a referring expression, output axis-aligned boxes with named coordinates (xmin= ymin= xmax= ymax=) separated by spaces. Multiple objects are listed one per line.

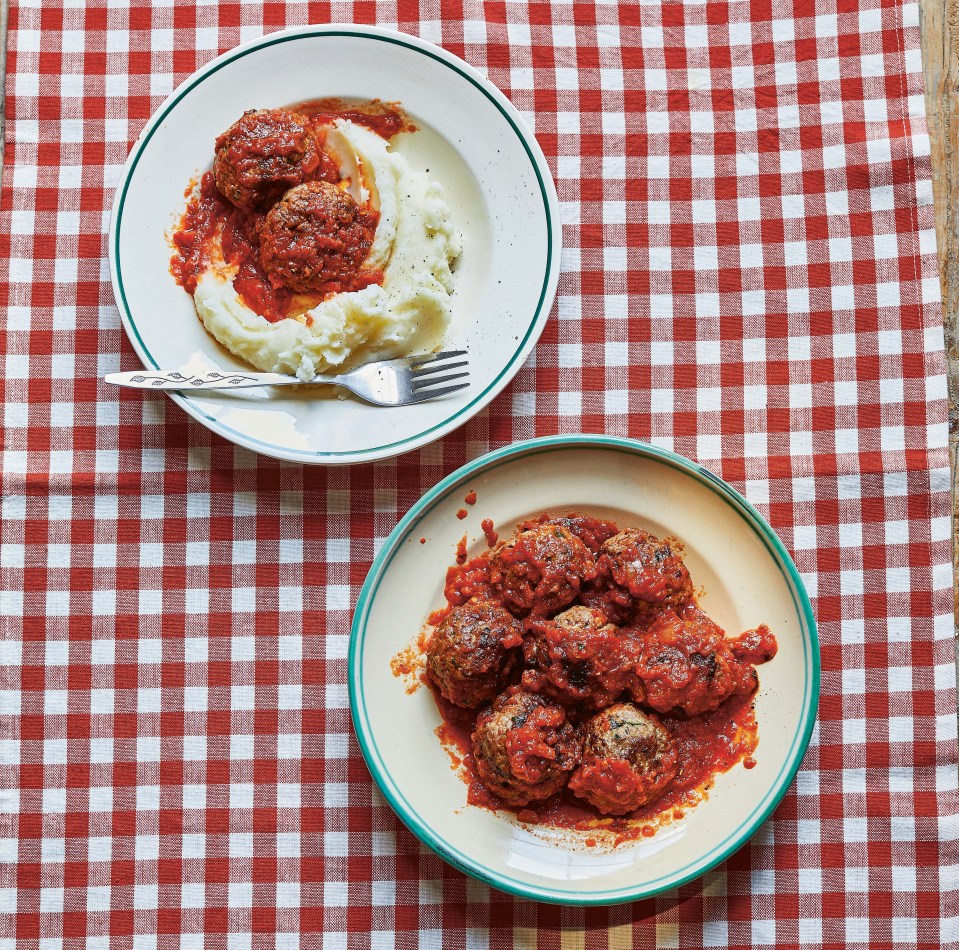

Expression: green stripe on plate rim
xmin=111 ymin=27 xmax=556 ymax=460
xmin=349 ymin=435 xmax=820 ymax=905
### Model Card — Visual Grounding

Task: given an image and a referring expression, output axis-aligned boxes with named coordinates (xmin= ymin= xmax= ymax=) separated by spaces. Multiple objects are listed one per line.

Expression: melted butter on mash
xmin=192 ymin=120 xmax=461 ymax=380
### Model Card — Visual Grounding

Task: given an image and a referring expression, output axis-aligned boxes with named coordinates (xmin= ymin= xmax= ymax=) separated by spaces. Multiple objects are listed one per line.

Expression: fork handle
xmin=104 ymin=370 xmax=311 ymax=391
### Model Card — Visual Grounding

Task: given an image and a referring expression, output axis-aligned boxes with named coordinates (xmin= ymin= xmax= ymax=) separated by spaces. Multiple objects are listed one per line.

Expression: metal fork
xmin=104 ymin=351 xmax=470 ymax=407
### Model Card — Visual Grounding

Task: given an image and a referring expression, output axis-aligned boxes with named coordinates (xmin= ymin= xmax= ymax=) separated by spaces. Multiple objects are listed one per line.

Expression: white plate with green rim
xmin=349 ymin=435 xmax=819 ymax=904
xmin=109 ymin=25 xmax=560 ymax=464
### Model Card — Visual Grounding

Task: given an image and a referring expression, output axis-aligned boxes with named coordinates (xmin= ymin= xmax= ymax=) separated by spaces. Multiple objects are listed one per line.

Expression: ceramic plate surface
xmin=109 ymin=26 xmax=560 ymax=464
xmin=350 ymin=435 xmax=819 ymax=904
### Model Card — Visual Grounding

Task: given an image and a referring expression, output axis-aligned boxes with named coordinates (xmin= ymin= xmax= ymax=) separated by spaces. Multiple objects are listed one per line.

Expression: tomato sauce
xmin=219 ymin=199 xmax=297 ymax=321
xmin=730 ymin=624 xmax=778 ymax=665
xmin=169 ymin=172 xmax=224 ymax=297
xmin=403 ymin=511 xmax=777 ymax=843
xmin=436 ymin=555 xmax=493 ymax=617
xmin=169 ymin=99 xmax=404 ymax=322
xmin=435 ymin=688 xmax=761 ymax=840
xmin=520 ymin=513 xmax=619 ymax=555
xmin=481 ymin=519 xmax=498 ymax=547
xmin=294 ymin=98 xmax=415 ymax=139
xmin=490 ymin=522 xmax=597 ymax=618
xmin=390 ymin=628 xmax=431 ymax=694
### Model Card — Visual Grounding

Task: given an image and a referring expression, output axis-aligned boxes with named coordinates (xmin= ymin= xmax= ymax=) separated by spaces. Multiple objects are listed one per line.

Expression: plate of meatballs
xmin=350 ymin=435 xmax=819 ymax=904
xmin=109 ymin=25 xmax=559 ymax=463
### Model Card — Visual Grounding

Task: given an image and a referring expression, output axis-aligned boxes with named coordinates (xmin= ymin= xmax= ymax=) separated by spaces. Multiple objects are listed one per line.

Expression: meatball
xmin=636 ymin=606 xmax=758 ymax=717
xmin=472 ymin=688 xmax=582 ymax=806
xmin=259 ymin=181 xmax=375 ymax=293
xmin=517 ymin=513 xmax=620 ymax=555
xmin=599 ymin=528 xmax=693 ymax=620
xmin=426 ymin=598 xmax=523 ymax=708
xmin=575 ymin=575 xmax=636 ymax=627
xmin=489 ymin=524 xmax=596 ymax=617
xmin=522 ymin=606 xmax=645 ymax=709
xmin=213 ymin=108 xmax=321 ymax=212
xmin=569 ymin=703 xmax=679 ymax=815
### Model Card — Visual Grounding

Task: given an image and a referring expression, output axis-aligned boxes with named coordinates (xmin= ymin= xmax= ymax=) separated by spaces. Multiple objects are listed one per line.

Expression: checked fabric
xmin=1 ymin=0 xmax=957 ymax=947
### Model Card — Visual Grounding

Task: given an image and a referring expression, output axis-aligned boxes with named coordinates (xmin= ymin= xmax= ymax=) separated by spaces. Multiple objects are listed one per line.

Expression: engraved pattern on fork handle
xmin=124 ymin=371 xmax=264 ymax=389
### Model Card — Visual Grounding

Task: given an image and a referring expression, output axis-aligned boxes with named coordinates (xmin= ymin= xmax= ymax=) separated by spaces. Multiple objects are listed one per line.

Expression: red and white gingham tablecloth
xmin=1 ymin=0 xmax=957 ymax=946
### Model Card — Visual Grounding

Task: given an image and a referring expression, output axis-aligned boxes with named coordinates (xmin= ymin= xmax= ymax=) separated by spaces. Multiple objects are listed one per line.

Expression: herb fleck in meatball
xmin=489 ymin=524 xmax=596 ymax=617
xmin=472 ymin=688 xmax=582 ymax=806
xmin=426 ymin=598 xmax=523 ymax=708
xmin=259 ymin=181 xmax=376 ymax=293
xmin=569 ymin=703 xmax=679 ymax=815
xmin=599 ymin=528 xmax=693 ymax=620
xmin=522 ymin=606 xmax=645 ymax=709
xmin=636 ymin=606 xmax=760 ymax=717
xmin=213 ymin=109 xmax=321 ymax=212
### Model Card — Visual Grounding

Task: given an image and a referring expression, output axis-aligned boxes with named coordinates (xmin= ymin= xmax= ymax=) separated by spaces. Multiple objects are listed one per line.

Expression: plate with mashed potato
xmin=109 ymin=25 xmax=560 ymax=463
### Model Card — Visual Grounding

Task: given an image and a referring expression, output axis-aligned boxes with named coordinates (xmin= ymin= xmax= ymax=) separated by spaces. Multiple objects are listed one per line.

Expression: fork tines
xmin=409 ymin=350 xmax=470 ymax=402
xmin=411 ymin=350 xmax=467 ymax=368
xmin=410 ymin=383 xmax=470 ymax=403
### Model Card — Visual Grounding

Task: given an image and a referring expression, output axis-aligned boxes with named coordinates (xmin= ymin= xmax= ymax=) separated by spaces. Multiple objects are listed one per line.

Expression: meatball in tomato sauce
xmin=489 ymin=524 xmax=596 ymax=617
xmin=426 ymin=598 xmax=523 ymax=709
xmin=213 ymin=108 xmax=321 ymax=212
xmin=636 ymin=606 xmax=761 ymax=717
xmin=518 ymin=513 xmax=620 ymax=556
xmin=522 ymin=606 xmax=645 ymax=710
xmin=599 ymin=528 xmax=693 ymax=620
xmin=472 ymin=688 xmax=582 ymax=806
xmin=260 ymin=181 xmax=376 ymax=294
xmin=569 ymin=703 xmax=679 ymax=816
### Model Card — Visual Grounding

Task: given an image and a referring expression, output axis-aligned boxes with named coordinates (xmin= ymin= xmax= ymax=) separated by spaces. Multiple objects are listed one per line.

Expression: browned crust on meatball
xmin=489 ymin=524 xmax=597 ymax=618
xmin=258 ymin=181 xmax=375 ymax=293
xmin=472 ymin=688 xmax=582 ymax=806
xmin=636 ymin=607 xmax=758 ymax=717
xmin=426 ymin=598 xmax=523 ymax=708
xmin=568 ymin=702 xmax=679 ymax=815
xmin=213 ymin=109 xmax=321 ymax=212
xmin=599 ymin=528 xmax=693 ymax=619
xmin=517 ymin=513 xmax=620 ymax=555
xmin=522 ymin=606 xmax=645 ymax=709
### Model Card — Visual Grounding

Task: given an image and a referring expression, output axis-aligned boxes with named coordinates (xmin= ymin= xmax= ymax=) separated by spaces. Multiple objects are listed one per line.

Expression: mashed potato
xmin=192 ymin=120 xmax=461 ymax=380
